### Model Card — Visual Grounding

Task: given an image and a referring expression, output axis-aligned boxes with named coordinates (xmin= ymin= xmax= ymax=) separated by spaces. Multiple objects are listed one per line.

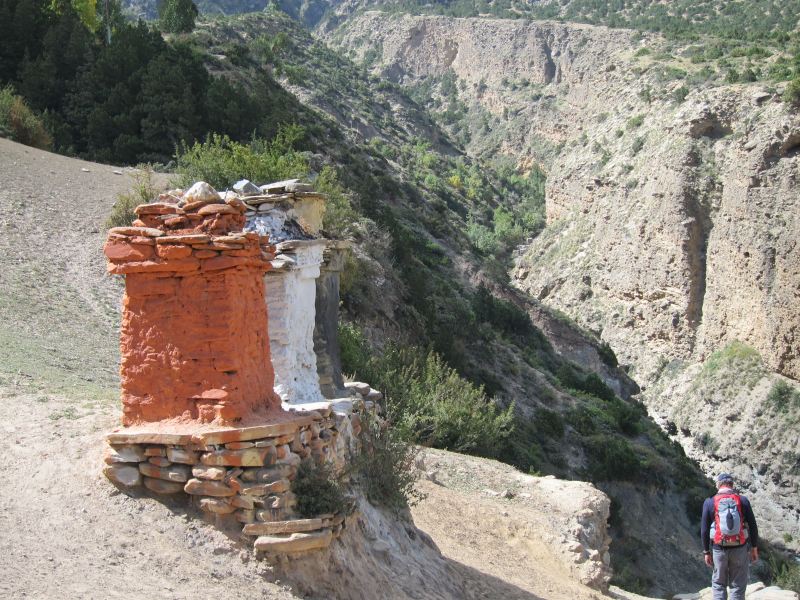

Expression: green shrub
xmin=783 ymin=77 xmax=800 ymax=106
xmin=626 ymin=115 xmax=645 ymax=129
xmin=293 ymin=458 xmax=351 ymax=517
xmin=556 ymin=364 xmax=616 ymax=402
xmin=766 ymin=380 xmax=800 ymax=412
xmin=611 ymin=563 xmax=652 ymax=596
xmin=768 ymin=553 xmax=800 ymax=593
xmin=339 ymin=322 xmax=372 ymax=377
xmin=471 ymin=284 xmax=534 ymax=338
xmin=315 ymin=166 xmax=359 ymax=238
xmin=392 ymin=351 xmax=515 ymax=456
xmin=0 ymin=86 xmax=52 ymax=150
xmin=353 ymin=410 xmax=424 ymax=513
xmin=584 ymin=434 xmax=642 ymax=481
xmin=535 ymin=407 xmax=565 ymax=438
xmin=159 ymin=0 xmax=198 ymax=34
xmin=697 ymin=341 xmax=763 ymax=388
xmin=597 ymin=342 xmax=619 ymax=368
xmin=175 ymin=126 xmax=308 ymax=190
xmin=340 ymin=323 xmax=514 ymax=458
xmin=697 ymin=431 xmax=719 ymax=454
xmin=606 ymin=396 xmax=645 ymax=435
xmin=106 ymin=167 xmax=160 ymax=229
xmin=565 ymin=405 xmax=597 ymax=435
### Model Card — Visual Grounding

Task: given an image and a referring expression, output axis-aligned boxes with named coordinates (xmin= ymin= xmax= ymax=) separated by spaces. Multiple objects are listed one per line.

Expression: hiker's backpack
xmin=712 ymin=493 xmax=748 ymax=546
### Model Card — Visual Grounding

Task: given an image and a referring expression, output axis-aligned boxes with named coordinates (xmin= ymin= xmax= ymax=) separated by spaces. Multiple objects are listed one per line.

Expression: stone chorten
xmin=101 ymin=179 xmax=380 ymax=557
xmin=314 ymin=240 xmax=350 ymax=399
xmin=243 ymin=179 xmax=329 ymax=405
xmin=104 ymin=181 xmax=281 ymax=426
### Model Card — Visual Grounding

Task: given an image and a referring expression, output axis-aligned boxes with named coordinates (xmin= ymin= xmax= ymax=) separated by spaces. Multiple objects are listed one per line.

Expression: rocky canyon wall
xmin=329 ymin=13 xmax=800 ymax=551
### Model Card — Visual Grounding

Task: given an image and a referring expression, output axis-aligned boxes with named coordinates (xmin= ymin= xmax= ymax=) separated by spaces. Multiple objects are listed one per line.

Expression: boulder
xmin=103 ymin=464 xmax=141 ymax=487
xmin=253 ymin=529 xmax=332 ymax=553
xmin=184 ymin=181 xmax=219 ymax=204
xmin=233 ymin=179 xmax=261 ymax=196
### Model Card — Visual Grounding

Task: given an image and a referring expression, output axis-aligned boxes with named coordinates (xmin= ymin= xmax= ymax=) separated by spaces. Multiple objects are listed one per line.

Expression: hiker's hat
xmin=716 ymin=472 xmax=734 ymax=485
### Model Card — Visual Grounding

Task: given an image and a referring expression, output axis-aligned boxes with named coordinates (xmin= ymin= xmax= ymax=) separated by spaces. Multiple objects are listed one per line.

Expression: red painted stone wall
xmin=104 ymin=186 xmax=282 ymax=426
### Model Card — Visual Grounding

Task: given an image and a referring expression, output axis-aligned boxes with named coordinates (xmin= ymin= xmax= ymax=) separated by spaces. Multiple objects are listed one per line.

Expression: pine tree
xmin=158 ymin=0 xmax=198 ymax=34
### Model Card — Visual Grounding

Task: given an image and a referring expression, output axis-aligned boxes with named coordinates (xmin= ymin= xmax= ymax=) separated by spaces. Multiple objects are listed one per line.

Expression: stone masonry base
xmin=104 ymin=400 xmax=366 ymax=556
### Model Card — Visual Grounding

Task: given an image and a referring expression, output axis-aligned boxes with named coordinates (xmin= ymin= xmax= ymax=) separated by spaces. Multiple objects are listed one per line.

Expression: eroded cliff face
xmin=513 ymin=88 xmax=800 ymax=547
xmin=522 ymin=91 xmax=800 ymax=383
xmin=330 ymin=12 xmax=799 ymax=383
xmin=328 ymin=12 xmax=641 ymax=159
xmin=329 ymin=12 xmax=800 ymax=551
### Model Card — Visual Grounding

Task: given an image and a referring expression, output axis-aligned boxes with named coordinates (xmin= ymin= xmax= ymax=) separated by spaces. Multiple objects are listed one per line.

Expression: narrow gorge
xmin=327 ymin=11 xmax=800 ymax=552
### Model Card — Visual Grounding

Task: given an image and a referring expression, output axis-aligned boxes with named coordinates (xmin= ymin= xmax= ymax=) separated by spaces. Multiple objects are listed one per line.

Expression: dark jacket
xmin=700 ymin=489 xmax=758 ymax=553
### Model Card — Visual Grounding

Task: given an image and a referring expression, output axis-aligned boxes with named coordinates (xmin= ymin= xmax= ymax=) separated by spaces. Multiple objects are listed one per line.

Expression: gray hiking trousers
xmin=712 ymin=545 xmax=749 ymax=600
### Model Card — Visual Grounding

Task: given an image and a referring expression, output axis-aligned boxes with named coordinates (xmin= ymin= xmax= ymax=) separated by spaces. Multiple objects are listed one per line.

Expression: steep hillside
xmin=1 ymin=13 xmax=712 ymax=588
xmin=2 ymin=5 xmax=762 ymax=593
xmin=327 ymin=11 xmax=800 ymax=553
xmin=189 ymin=16 xmax=727 ymax=596
xmin=0 ymin=138 xmax=169 ymax=398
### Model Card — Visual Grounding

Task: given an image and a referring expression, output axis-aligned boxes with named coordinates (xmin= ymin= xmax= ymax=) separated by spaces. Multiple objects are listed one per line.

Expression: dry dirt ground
xmin=0 ymin=383 xmax=622 ymax=600
xmin=0 ymin=139 xmax=618 ymax=599
xmin=0 ymin=137 xmax=169 ymax=399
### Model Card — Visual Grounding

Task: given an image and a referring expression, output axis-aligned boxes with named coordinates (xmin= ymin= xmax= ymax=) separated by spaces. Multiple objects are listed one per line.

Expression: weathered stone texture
xmin=314 ymin=243 xmax=349 ymax=398
xmin=104 ymin=183 xmax=281 ymax=426
xmin=103 ymin=180 xmax=357 ymax=560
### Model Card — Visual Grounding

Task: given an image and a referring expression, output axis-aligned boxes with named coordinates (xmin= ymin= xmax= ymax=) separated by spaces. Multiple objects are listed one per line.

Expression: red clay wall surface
xmin=105 ymin=191 xmax=281 ymax=427
xmin=119 ymin=263 xmax=277 ymax=425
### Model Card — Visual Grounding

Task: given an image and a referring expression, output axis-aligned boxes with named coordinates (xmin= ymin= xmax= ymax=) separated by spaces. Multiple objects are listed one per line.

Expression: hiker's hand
xmin=704 ymin=553 xmax=713 ymax=567
xmin=750 ymin=548 xmax=758 ymax=563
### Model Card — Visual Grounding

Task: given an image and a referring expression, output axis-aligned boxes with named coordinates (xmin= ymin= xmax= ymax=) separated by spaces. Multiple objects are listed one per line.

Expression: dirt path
xmin=411 ymin=448 xmax=613 ymax=600
xmin=0 ymin=138 xmax=168 ymax=398
xmin=412 ymin=480 xmax=604 ymax=600
xmin=0 ymin=386 xmax=301 ymax=599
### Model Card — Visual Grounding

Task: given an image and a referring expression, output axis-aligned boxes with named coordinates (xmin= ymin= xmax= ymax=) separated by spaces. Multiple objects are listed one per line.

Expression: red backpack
xmin=713 ymin=493 xmax=747 ymax=546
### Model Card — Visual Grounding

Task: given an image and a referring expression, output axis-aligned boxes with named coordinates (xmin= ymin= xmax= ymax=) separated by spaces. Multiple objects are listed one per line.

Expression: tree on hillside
xmin=48 ymin=0 xmax=97 ymax=30
xmin=158 ymin=0 xmax=198 ymax=34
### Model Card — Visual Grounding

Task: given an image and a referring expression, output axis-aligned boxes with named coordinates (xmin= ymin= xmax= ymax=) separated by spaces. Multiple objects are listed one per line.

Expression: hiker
xmin=700 ymin=473 xmax=759 ymax=600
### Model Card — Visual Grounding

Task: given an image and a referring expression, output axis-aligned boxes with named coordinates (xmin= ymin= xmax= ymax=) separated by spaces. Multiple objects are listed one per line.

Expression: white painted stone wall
xmin=264 ymin=242 xmax=327 ymax=404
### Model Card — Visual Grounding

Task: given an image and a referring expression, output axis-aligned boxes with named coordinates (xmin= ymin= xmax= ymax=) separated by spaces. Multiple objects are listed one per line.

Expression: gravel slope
xmin=0 ymin=138 xmax=168 ymax=398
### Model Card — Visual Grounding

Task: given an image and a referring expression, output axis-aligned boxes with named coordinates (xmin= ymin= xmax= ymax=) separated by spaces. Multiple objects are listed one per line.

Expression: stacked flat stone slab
xmin=104 ymin=401 xmax=359 ymax=553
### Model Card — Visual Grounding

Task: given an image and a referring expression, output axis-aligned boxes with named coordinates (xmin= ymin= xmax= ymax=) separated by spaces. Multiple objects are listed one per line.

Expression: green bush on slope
xmin=339 ymin=322 xmax=514 ymax=458
xmin=106 ymin=167 xmax=161 ymax=229
xmin=766 ymin=379 xmax=800 ymax=412
xmin=352 ymin=409 xmax=425 ymax=513
xmin=175 ymin=128 xmax=359 ymax=238
xmin=0 ymin=86 xmax=52 ymax=150
xmin=293 ymin=458 xmax=351 ymax=517
xmin=175 ymin=127 xmax=309 ymax=190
